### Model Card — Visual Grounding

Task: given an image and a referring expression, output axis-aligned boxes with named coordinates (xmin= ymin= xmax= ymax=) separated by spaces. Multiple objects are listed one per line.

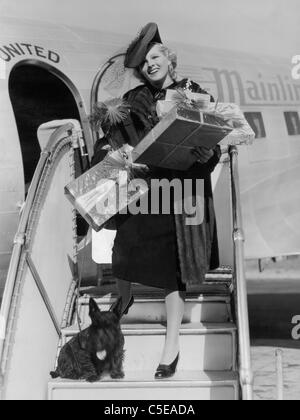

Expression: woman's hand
xmin=192 ymin=146 xmax=214 ymax=164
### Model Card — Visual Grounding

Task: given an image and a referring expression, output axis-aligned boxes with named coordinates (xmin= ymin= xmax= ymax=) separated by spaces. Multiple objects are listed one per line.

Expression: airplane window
xmin=244 ymin=112 xmax=266 ymax=139
xmin=284 ymin=112 xmax=300 ymax=136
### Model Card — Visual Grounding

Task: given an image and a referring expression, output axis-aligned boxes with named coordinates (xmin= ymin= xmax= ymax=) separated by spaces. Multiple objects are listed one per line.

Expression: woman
xmin=92 ymin=23 xmax=220 ymax=379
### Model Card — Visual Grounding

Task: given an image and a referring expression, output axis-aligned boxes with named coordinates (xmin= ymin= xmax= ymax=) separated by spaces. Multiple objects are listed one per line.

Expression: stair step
xmin=48 ymin=371 xmax=239 ymax=400
xmin=78 ymin=295 xmax=232 ymax=324
xmin=80 ymin=282 xmax=231 ymax=299
xmin=62 ymin=321 xmax=236 ymax=337
xmin=89 ymin=266 xmax=233 ymax=288
xmin=61 ymin=323 xmax=237 ymax=371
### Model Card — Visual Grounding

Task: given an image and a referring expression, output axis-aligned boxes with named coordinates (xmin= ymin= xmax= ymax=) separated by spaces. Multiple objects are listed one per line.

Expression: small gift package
xmin=132 ymin=90 xmax=233 ymax=170
xmin=156 ymin=90 xmax=211 ymax=117
xmin=206 ymin=102 xmax=255 ymax=146
xmin=65 ymin=144 xmax=149 ymax=232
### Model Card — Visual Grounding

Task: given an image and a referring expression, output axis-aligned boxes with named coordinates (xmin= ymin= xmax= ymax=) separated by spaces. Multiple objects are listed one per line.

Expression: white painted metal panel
xmin=3 ymin=268 xmax=59 ymax=400
xmin=29 ymin=150 xmax=75 ymax=323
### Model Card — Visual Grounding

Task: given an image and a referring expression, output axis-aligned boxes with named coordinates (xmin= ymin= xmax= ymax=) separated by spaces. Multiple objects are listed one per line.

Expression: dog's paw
xmin=86 ymin=374 xmax=100 ymax=383
xmin=50 ymin=371 xmax=59 ymax=379
xmin=110 ymin=371 xmax=125 ymax=379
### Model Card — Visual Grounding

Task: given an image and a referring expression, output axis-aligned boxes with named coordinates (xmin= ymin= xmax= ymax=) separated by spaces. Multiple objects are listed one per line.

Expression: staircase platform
xmin=61 ymin=322 xmax=237 ymax=372
xmin=48 ymin=370 xmax=239 ymax=400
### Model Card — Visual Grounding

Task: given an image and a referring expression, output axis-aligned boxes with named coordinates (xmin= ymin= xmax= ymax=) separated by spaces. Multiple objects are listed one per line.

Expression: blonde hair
xmin=137 ymin=43 xmax=178 ymax=82
xmin=155 ymin=44 xmax=178 ymax=80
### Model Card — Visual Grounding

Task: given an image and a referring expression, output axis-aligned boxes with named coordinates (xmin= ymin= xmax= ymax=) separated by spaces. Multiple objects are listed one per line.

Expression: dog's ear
xmin=110 ymin=297 xmax=123 ymax=318
xmin=89 ymin=298 xmax=101 ymax=323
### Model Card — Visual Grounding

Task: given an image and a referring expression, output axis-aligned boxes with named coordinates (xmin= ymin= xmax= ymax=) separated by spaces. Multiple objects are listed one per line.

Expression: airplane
xmin=1 ymin=17 xmax=300 ymax=281
xmin=0 ymin=15 xmax=300 ymax=400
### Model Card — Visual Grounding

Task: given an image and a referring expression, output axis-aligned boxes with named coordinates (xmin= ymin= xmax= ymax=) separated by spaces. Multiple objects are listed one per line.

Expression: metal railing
xmin=229 ymin=145 xmax=254 ymax=400
xmin=0 ymin=123 xmax=76 ymax=380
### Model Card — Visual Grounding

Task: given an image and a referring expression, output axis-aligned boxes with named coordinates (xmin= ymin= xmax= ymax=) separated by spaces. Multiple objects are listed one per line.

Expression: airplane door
xmin=8 ymin=64 xmax=82 ymax=189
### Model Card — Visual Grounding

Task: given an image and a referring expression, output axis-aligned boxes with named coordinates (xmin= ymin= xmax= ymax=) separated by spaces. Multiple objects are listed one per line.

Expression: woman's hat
xmin=124 ymin=22 xmax=162 ymax=68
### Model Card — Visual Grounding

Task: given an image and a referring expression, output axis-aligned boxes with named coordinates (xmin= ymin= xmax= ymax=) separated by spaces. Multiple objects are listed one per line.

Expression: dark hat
xmin=124 ymin=22 xmax=162 ymax=68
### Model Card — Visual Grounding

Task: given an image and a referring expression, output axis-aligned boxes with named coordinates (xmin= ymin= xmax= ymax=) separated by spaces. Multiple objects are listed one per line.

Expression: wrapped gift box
xmin=131 ymin=103 xmax=233 ymax=170
xmin=206 ymin=103 xmax=255 ymax=146
xmin=65 ymin=145 xmax=149 ymax=232
xmin=159 ymin=90 xmax=211 ymax=114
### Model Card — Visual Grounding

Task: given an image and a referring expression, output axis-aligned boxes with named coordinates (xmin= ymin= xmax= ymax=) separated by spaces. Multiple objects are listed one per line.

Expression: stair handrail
xmin=229 ymin=145 xmax=253 ymax=400
xmin=0 ymin=123 xmax=75 ymax=371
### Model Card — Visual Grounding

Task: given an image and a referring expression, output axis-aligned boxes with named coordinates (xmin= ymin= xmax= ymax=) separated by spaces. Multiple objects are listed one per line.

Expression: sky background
xmin=0 ymin=0 xmax=299 ymax=60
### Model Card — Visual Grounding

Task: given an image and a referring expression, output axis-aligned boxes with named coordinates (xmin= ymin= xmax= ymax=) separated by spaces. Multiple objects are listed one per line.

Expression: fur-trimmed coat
xmin=92 ymin=78 xmax=220 ymax=288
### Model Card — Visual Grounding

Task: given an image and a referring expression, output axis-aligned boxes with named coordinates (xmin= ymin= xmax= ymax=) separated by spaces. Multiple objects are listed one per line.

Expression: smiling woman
xmin=139 ymin=43 xmax=177 ymax=88
xmin=91 ymin=22 xmax=221 ymax=379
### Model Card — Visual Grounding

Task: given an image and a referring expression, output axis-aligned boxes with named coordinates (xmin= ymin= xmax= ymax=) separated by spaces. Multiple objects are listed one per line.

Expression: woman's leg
xmin=160 ymin=289 xmax=186 ymax=365
xmin=115 ymin=278 xmax=132 ymax=313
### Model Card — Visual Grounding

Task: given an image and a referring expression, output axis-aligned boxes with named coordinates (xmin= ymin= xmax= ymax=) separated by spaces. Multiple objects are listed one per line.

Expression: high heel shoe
xmin=155 ymin=353 xmax=180 ymax=379
xmin=111 ymin=296 xmax=134 ymax=317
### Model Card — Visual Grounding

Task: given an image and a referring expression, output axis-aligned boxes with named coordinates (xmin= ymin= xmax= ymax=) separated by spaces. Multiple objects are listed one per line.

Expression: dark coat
xmin=92 ymin=78 xmax=220 ymax=289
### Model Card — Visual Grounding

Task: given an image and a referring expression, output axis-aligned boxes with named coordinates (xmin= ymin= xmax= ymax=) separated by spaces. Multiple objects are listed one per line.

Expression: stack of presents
xmin=65 ymin=89 xmax=255 ymax=232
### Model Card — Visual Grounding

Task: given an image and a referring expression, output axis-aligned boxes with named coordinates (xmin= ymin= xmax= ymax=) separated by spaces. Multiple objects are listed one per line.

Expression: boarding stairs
xmin=48 ymin=270 xmax=239 ymax=400
xmin=0 ymin=121 xmax=253 ymax=400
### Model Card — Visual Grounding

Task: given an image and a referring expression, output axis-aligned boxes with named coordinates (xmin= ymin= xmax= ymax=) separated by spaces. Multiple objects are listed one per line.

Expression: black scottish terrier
xmin=50 ymin=298 xmax=125 ymax=382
